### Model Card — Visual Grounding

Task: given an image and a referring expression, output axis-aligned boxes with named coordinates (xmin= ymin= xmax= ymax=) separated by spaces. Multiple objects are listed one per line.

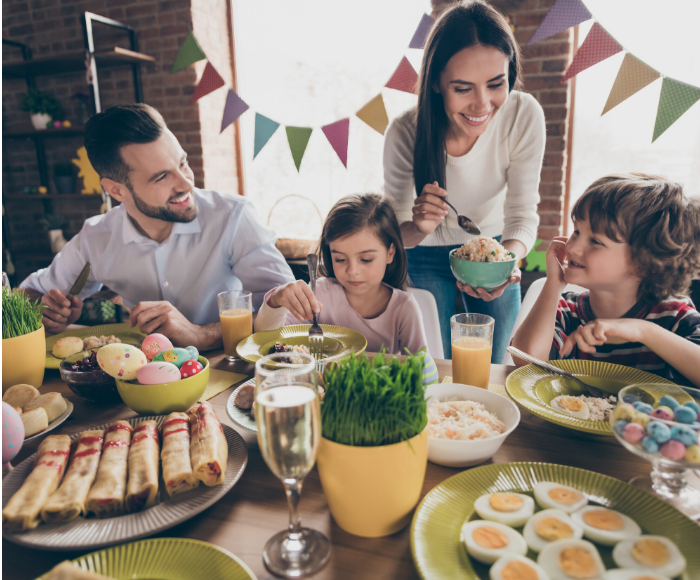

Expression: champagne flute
xmin=255 ymin=352 xmax=330 ymax=577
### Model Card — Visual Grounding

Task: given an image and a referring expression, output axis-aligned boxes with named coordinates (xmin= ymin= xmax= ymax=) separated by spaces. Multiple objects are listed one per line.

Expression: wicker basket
xmin=268 ymin=194 xmax=323 ymax=259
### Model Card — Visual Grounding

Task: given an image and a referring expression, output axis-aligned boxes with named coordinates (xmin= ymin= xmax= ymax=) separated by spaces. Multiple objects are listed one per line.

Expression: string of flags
xmin=170 ymin=14 xmax=434 ymax=171
xmin=529 ymin=0 xmax=700 ymax=142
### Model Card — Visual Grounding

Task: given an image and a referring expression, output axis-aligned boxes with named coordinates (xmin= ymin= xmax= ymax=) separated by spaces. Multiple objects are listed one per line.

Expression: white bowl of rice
xmin=425 ymin=383 xmax=520 ymax=467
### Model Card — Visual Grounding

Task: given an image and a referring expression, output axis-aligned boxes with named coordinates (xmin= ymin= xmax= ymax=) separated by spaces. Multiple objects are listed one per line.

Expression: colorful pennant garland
xmin=190 ymin=62 xmax=225 ymax=105
xmin=356 ymin=94 xmax=390 ymax=136
xmin=253 ymin=114 xmax=280 ymax=159
xmin=286 ymin=127 xmax=313 ymax=171
xmin=321 ymin=118 xmax=350 ymax=168
xmin=221 ymin=89 xmax=249 ymax=133
xmin=385 ymin=56 xmax=419 ymax=94
xmin=171 ymin=32 xmax=207 ymax=73
xmin=529 ymin=0 xmax=700 ymax=141
xmin=408 ymin=13 xmax=435 ymax=49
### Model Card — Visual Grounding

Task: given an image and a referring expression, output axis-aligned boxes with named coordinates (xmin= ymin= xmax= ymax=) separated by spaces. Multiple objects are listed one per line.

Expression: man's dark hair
xmin=84 ymin=103 xmax=166 ymax=186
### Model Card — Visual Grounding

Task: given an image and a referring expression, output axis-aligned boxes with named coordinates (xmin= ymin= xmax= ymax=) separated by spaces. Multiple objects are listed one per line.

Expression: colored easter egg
xmin=660 ymin=439 xmax=686 ymax=461
xmin=650 ymin=406 xmax=673 ymax=421
xmin=53 ymin=120 xmax=62 ymax=128
xmin=141 ymin=333 xmax=174 ymax=360
xmin=97 ymin=343 xmax=147 ymax=381
xmin=613 ymin=404 xmax=635 ymax=424
xmin=185 ymin=346 xmax=199 ymax=360
xmin=647 ymin=421 xmax=671 ymax=444
xmin=640 ymin=436 xmax=659 ymax=454
xmin=674 ymin=406 xmax=696 ymax=425
xmin=632 ymin=402 xmax=653 ymax=415
xmin=2 ymin=402 xmax=25 ymax=464
xmin=659 ymin=395 xmax=680 ymax=410
xmin=686 ymin=445 xmax=700 ymax=464
xmin=136 ymin=362 xmax=181 ymax=385
xmin=613 ymin=420 xmax=629 ymax=436
xmin=632 ymin=413 xmax=651 ymax=429
xmin=670 ymin=424 xmax=697 ymax=447
xmin=683 ymin=401 xmax=700 ymax=414
xmin=153 ymin=348 xmax=191 ymax=368
xmin=180 ymin=359 xmax=203 ymax=379
xmin=622 ymin=422 xmax=645 ymax=444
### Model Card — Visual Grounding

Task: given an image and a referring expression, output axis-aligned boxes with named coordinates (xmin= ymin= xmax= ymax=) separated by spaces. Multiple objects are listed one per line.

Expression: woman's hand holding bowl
xmin=457 ymin=265 xmax=521 ymax=301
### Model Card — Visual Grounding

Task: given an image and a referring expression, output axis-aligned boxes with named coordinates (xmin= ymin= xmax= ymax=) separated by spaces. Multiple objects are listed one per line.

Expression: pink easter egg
xmin=660 ymin=439 xmax=686 ymax=461
xmin=53 ymin=120 xmax=62 ymax=128
xmin=136 ymin=361 xmax=181 ymax=385
xmin=650 ymin=406 xmax=674 ymax=421
xmin=180 ymin=359 xmax=203 ymax=379
xmin=623 ymin=422 xmax=645 ymax=444
xmin=2 ymin=402 xmax=25 ymax=464
xmin=141 ymin=333 xmax=174 ymax=360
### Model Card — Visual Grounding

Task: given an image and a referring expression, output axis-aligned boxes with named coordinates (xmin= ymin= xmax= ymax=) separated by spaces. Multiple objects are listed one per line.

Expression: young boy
xmin=512 ymin=173 xmax=700 ymax=387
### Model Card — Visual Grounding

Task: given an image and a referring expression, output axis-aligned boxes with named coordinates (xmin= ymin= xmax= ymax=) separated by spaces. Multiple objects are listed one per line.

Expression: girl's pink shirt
xmin=255 ymin=277 xmax=429 ymax=356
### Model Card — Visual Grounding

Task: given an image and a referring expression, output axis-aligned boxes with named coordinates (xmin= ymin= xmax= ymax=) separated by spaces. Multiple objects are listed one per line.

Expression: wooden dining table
xmin=2 ymin=351 xmax=684 ymax=580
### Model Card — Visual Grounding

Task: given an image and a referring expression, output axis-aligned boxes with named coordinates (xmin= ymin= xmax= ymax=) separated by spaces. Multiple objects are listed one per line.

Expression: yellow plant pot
xmin=2 ymin=325 xmax=46 ymax=393
xmin=316 ymin=429 xmax=428 ymax=538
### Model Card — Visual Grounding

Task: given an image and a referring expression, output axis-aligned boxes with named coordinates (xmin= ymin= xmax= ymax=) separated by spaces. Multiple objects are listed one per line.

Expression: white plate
xmin=3 ymin=415 xmax=248 ymax=551
xmin=226 ymin=379 xmax=257 ymax=433
xmin=24 ymin=400 xmax=74 ymax=442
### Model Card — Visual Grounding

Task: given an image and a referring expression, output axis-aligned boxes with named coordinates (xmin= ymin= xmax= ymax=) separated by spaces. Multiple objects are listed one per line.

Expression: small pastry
xmin=20 ymin=407 xmax=49 ymax=437
xmin=23 ymin=392 xmax=67 ymax=422
xmin=2 ymin=383 xmax=40 ymax=409
xmin=52 ymin=336 xmax=84 ymax=359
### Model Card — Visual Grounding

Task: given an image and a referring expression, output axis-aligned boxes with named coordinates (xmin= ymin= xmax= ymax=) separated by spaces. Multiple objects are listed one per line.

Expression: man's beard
xmin=129 ymin=183 xmax=199 ymax=223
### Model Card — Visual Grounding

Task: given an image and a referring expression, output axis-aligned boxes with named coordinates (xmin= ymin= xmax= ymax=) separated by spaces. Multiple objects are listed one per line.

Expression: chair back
xmin=407 ymin=287 xmax=445 ymax=360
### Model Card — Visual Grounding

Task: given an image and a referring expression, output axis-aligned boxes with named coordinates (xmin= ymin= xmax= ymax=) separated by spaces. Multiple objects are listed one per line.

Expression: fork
xmin=306 ymin=254 xmax=324 ymax=371
xmin=506 ymin=346 xmax=608 ymax=399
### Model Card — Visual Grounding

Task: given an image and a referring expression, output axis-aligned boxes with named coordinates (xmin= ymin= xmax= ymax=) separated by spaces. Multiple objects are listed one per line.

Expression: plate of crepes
xmin=46 ymin=323 xmax=146 ymax=369
xmin=2 ymin=401 xmax=248 ymax=550
xmin=505 ymin=360 xmax=681 ymax=437
xmin=411 ymin=462 xmax=699 ymax=580
xmin=2 ymin=383 xmax=74 ymax=441
xmin=235 ymin=324 xmax=367 ymax=364
xmin=34 ymin=538 xmax=258 ymax=580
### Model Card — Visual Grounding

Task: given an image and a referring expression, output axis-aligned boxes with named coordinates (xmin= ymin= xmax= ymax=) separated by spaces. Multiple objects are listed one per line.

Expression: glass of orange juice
xmin=218 ymin=290 xmax=253 ymax=362
xmin=451 ymin=314 xmax=494 ymax=389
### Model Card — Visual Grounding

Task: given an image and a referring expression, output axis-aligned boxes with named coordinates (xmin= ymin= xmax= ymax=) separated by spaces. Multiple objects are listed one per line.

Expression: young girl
xmin=255 ymin=194 xmax=437 ymax=381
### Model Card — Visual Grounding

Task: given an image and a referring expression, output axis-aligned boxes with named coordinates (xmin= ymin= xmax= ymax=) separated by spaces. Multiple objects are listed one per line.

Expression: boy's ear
xmin=387 ymin=243 xmax=396 ymax=264
xmin=101 ymin=177 xmax=128 ymax=203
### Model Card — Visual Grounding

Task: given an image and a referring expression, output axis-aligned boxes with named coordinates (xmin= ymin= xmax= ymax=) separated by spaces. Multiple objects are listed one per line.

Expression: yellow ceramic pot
xmin=2 ymin=325 xmax=46 ymax=393
xmin=316 ymin=429 xmax=428 ymax=538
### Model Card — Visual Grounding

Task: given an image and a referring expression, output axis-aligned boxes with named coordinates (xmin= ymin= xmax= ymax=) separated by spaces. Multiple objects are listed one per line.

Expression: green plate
xmin=505 ymin=360 xmax=679 ymax=436
xmin=45 ymin=323 xmax=146 ymax=369
xmin=236 ymin=324 xmax=367 ymax=364
xmin=411 ymin=462 xmax=700 ymax=580
xmin=35 ymin=537 xmax=257 ymax=579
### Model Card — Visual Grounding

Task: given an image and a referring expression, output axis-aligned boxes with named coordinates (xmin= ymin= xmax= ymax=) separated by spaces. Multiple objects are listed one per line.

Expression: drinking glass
xmin=610 ymin=384 xmax=700 ymax=519
xmin=217 ymin=290 xmax=252 ymax=362
xmin=451 ymin=314 xmax=494 ymax=389
xmin=255 ymin=352 xmax=330 ymax=577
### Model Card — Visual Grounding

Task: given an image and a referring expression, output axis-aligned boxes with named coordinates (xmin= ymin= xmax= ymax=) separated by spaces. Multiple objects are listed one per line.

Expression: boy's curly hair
xmin=572 ymin=173 xmax=700 ymax=305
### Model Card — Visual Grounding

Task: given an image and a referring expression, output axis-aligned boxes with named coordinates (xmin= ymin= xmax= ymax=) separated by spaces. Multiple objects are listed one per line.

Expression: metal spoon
xmin=443 ymin=198 xmax=481 ymax=235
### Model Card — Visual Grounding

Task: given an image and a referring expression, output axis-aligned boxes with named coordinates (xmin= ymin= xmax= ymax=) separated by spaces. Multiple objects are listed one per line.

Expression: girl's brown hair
xmin=572 ymin=173 xmax=700 ymax=305
xmin=319 ymin=194 xmax=409 ymax=290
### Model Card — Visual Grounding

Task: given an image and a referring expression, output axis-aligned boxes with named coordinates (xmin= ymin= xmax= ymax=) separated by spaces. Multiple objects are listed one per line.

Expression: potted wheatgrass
xmin=2 ymin=287 xmax=46 ymax=392
xmin=316 ymin=350 xmax=429 ymax=537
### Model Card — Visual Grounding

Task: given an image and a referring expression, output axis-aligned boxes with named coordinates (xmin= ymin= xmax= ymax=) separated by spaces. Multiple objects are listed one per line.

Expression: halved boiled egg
xmin=538 ymin=538 xmax=605 ymax=580
xmin=534 ymin=482 xmax=589 ymax=513
xmin=461 ymin=519 xmax=528 ymax=564
xmin=523 ymin=509 xmax=584 ymax=552
xmin=474 ymin=492 xmax=535 ymax=527
xmin=612 ymin=536 xmax=686 ymax=579
xmin=603 ymin=569 xmax=671 ymax=580
xmin=489 ymin=554 xmax=550 ymax=580
xmin=551 ymin=396 xmax=590 ymax=419
xmin=571 ymin=506 xmax=641 ymax=546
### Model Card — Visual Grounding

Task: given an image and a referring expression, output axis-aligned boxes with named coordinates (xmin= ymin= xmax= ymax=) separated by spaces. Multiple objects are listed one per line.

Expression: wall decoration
xmin=253 ymin=114 xmax=281 ymax=158
xmin=286 ymin=127 xmax=313 ymax=172
xmin=72 ymin=146 xmax=101 ymax=194
xmin=356 ymin=94 xmax=390 ymax=136
xmin=171 ymin=32 xmax=207 ymax=73
xmin=221 ymin=89 xmax=249 ymax=133
xmin=321 ymin=118 xmax=350 ymax=168
xmin=385 ymin=56 xmax=419 ymax=94
xmin=408 ymin=13 xmax=435 ymax=49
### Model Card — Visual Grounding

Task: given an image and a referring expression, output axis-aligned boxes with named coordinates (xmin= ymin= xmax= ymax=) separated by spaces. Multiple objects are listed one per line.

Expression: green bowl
xmin=115 ymin=356 xmax=209 ymax=415
xmin=448 ymin=248 xmax=517 ymax=291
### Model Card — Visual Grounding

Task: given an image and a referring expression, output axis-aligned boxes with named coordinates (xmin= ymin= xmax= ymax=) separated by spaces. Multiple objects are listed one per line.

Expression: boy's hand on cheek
xmin=545 ymin=237 xmax=568 ymax=288
xmin=560 ymin=318 xmax=646 ymax=356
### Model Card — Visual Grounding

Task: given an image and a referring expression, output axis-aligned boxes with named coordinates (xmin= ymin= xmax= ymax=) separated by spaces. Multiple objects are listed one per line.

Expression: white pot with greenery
xmin=20 ymin=88 xmax=63 ymax=131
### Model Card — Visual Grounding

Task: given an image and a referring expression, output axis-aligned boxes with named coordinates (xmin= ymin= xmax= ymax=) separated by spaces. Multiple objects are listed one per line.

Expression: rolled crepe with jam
xmin=85 ymin=420 xmax=133 ymax=518
xmin=41 ymin=429 xmax=105 ymax=523
xmin=2 ymin=434 xmax=71 ymax=530
xmin=125 ymin=420 xmax=160 ymax=512
xmin=161 ymin=412 xmax=198 ymax=497
xmin=188 ymin=401 xmax=228 ymax=486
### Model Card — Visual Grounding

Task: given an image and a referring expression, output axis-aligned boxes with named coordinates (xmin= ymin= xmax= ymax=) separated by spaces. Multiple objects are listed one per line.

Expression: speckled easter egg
xmin=136 ymin=361 xmax=182 ymax=385
xmin=2 ymin=402 xmax=24 ymax=464
xmin=180 ymin=359 xmax=203 ymax=379
xmin=153 ymin=348 xmax=191 ymax=368
xmin=185 ymin=346 xmax=199 ymax=360
xmin=97 ymin=343 xmax=147 ymax=381
xmin=141 ymin=333 xmax=174 ymax=360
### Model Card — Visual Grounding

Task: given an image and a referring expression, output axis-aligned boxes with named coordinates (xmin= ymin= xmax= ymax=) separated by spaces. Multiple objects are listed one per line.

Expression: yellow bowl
xmin=115 ymin=356 xmax=209 ymax=415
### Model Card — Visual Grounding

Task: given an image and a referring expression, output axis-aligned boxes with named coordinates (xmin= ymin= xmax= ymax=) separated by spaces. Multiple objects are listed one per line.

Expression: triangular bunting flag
xmin=356 ymin=94 xmax=389 ymax=135
xmin=220 ymin=89 xmax=249 ymax=133
xmin=171 ymin=32 xmax=207 ymax=73
xmin=652 ymin=78 xmax=700 ymax=142
xmin=190 ymin=61 xmax=226 ymax=104
xmin=286 ymin=127 xmax=313 ymax=172
xmin=409 ymin=13 xmax=435 ymax=49
xmin=322 ymin=118 xmax=350 ymax=168
xmin=562 ymin=23 xmax=623 ymax=83
xmin=253 ymin=114 xmax=281 ymax=159
xmin=528 ymin=0 xmax=591 ymax=45
xmin=386 ymin=56 xmax=419 ymax=94
xmin=602 ymin=54 xmax=660 ymax=115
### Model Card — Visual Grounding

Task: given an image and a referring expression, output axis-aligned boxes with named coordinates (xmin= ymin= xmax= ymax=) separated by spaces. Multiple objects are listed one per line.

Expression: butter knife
xmin=66 ymin=262 xmax=91 ymax=301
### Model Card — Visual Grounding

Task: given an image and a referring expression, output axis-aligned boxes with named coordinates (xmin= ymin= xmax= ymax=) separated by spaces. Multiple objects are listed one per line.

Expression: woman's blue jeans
xmin=406 ymin=242 xmax=521 ymax=363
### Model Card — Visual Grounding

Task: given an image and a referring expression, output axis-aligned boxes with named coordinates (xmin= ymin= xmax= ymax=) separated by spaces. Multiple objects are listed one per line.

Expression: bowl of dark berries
xmin=59 ymin=349 xmax=121 ymax=403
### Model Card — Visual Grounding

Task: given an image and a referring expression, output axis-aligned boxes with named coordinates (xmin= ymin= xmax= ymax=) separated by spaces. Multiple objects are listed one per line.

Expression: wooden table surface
xmin=3 ymin=352 xmax=662 ymax=580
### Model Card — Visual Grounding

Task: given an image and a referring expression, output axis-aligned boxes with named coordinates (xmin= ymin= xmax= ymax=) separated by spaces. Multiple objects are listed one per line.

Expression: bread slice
xmin=21 ymin=407 xmax=49 ymax=437
xmin=52 ymin=336 xmax=84 ymax=359
xmin=2 ymin=384 xmax=40 ymax=409
xmin=23 ymin=393 xmax=67 ymax=422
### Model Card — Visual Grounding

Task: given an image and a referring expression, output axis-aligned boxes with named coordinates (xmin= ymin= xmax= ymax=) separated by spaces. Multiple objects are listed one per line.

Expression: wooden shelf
xmin=3 ymin=194 xmax=102 ymax=200
xmin=2 ymin=48 xmax=154 ymax=79
xmin=2 ymin=126 xmax=85 ymax=139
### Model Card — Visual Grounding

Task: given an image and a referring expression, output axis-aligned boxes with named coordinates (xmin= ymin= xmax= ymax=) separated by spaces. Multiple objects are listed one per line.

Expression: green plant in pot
xmin=54 ymin=161 xmax=75 ymax=194
xmin=316 ymin=350 xmax=429 ymax=537
xmin=2 ymin=287 xmax=46 ymax=392
xmin=20 ymin=88 xmax=64 ymax=130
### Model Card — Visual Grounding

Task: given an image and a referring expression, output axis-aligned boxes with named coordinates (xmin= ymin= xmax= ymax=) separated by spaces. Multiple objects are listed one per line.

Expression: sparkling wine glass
xmin=610 ymin=383 xmax=700 ymax=519
xmin=255 ymin=352 xmax=330 ymax=577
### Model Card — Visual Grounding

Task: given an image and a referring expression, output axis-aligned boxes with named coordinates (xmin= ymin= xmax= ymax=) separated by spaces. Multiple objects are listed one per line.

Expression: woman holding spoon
xmin=383 ymin=0 xmax=545 ymax=361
